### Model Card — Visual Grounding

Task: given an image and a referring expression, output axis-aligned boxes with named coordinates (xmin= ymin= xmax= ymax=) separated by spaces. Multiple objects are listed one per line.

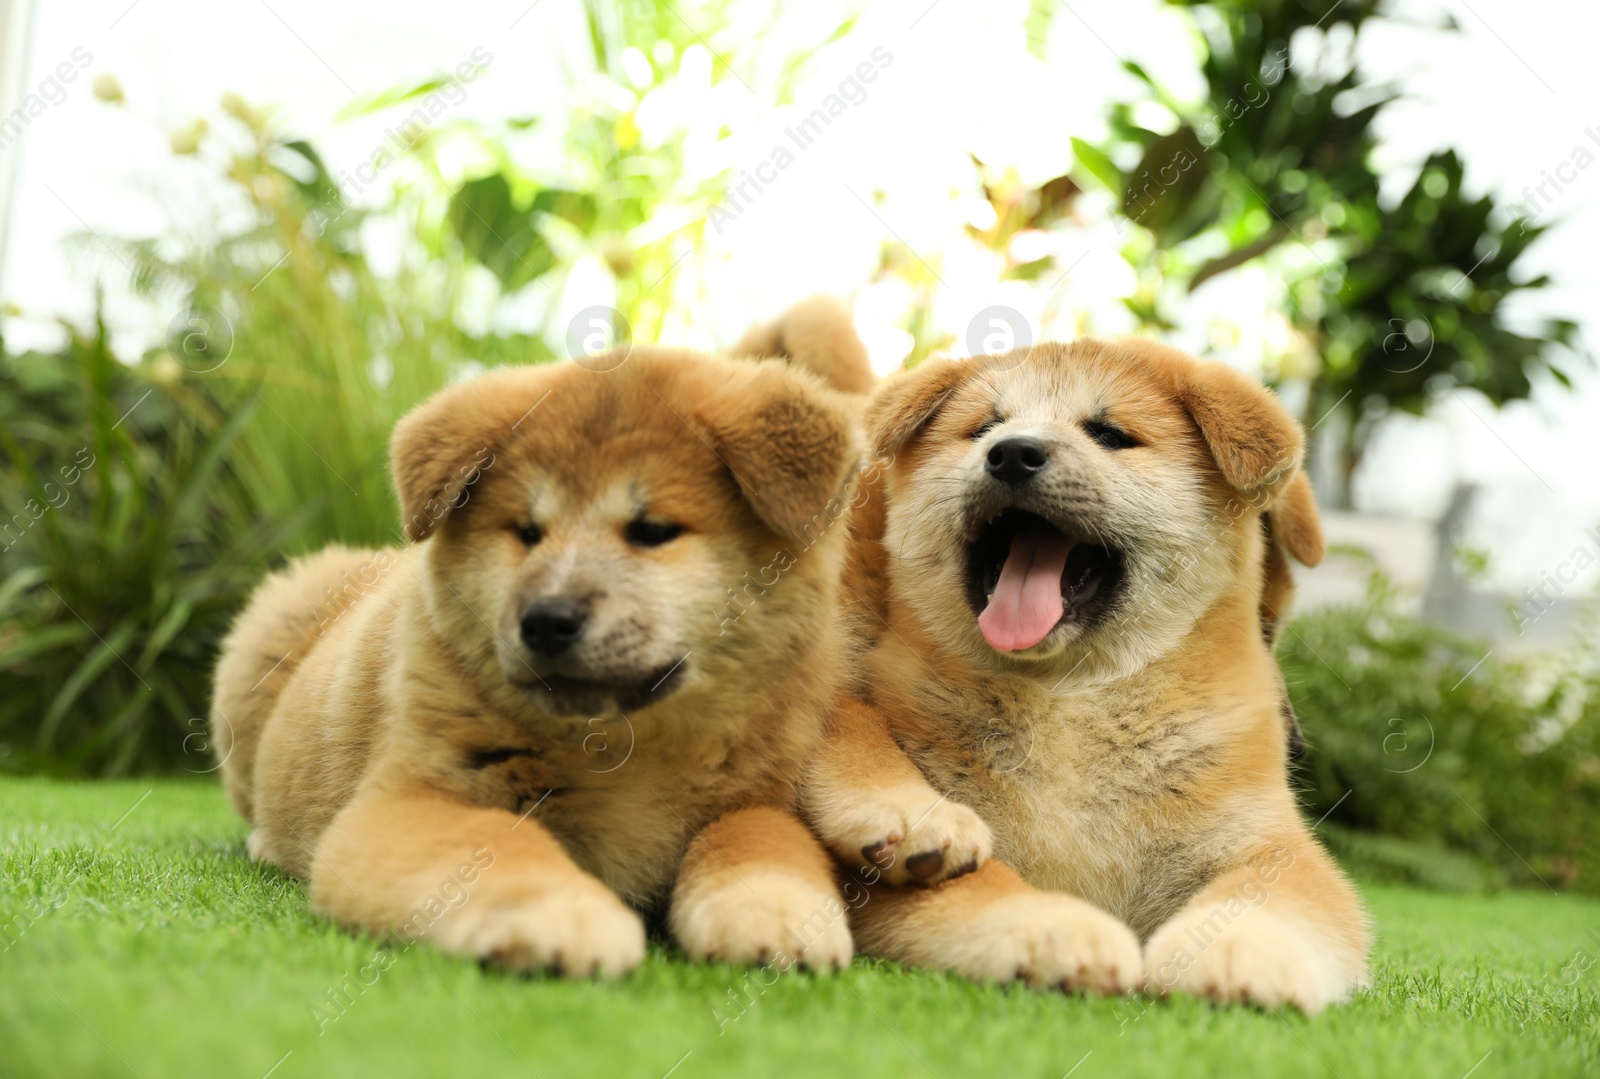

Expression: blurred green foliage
xmin=1 ymin=84 xmax=558 ymax=771
xmin=0 ymin=312 xmax=298 ymax=773
xmin=424 ymin=0 xmax=843 ymax=346
xmin=73 ymin=119 xmax=548 ymax=554
xmin=1286 ymin=576 xmax=1600 ymax=895
xmin=1083 ymin=0 xmax=1582 ymax=488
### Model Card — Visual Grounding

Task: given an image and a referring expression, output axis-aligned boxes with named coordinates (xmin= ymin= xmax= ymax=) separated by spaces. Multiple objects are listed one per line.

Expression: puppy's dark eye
xmin=514 ymin=523 xmax=542 ymax=546
xmin=626 ymin=519 xmax=683 ymax=547
xmin=970 ymin=419 xmax=1001 ymax=441
xmin=1083 ymin=420 xmax=1137 ymax=450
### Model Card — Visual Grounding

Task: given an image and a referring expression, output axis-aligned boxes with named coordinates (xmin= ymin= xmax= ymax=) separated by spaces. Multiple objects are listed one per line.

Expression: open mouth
xmin=516 ymin=660 xmax=688 ymax=716
xmin=965 ymin=508 xmax=1125 ymax=653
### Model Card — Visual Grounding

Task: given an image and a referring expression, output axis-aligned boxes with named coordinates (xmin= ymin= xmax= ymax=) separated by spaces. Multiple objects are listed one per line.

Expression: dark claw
xmin=861 ymin=842 xmax=894 ymax=868
xmin=906 ymin=850 xmax=945 ymax=879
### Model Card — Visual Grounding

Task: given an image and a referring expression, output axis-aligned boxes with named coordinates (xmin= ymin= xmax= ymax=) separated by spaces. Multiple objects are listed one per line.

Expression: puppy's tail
xmin=732 ymin=296 xmax=876 ymax=395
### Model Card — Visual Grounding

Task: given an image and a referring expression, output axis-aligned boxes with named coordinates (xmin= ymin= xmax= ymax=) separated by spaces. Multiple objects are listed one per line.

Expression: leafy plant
xmin=1285 ymin=575 xmax=1600 ymax=894
xmin=0 ymin=314 xmax=304 ymax=775
xmin=433 ymin=0 xmax=854 ymax=346
xmin=1 ymin=99 xmax=547 ymax=774
xmin=1074 ymin=0 xmax=1582 ymax=494
xmin=81 ymin=106 xmax=555 ymax=554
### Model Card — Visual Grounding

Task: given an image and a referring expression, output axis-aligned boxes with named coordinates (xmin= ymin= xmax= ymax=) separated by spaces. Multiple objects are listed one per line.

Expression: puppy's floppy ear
xmin=863 ymin=357 xmax=971 ymax=459
xmin=697 ymin=362 xmax=859 ymax=542
xmin=1268 ymin=470 xmax=1324 ymax=567
xmin=1259 ymin=472 xmax=1323 ymax=641
xmin=1178 ymin=362 xmax=1304 ymax=502
xmin=1259 ymin=525 xmax=1295 ymax=646
xmin=1260 ymin=467 xmax=1324 ymax=755
xmin=1259 ymin=473 xmax=1323 ymax=764
xmin=390 ymin=368 xmax=543 ymax=542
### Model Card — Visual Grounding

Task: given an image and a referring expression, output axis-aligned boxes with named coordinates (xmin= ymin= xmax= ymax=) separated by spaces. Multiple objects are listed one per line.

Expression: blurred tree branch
xmin=1067 ymin=0 xmax=1585 ymax=500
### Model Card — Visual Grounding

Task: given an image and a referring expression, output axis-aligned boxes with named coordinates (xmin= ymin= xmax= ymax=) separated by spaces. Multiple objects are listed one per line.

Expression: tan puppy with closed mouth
xmin=211 ymin=340 xmax=864 ymax=975
xmin=802 ymin=338 xmax=1370 ymax=1011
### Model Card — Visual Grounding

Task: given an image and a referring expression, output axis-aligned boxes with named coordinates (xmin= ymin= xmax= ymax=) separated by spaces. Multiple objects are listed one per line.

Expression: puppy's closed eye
xmin=1082 ymin=419 xmax=1138 ymax=450
xmin=625 ymin=518 xmax=683 ymax=547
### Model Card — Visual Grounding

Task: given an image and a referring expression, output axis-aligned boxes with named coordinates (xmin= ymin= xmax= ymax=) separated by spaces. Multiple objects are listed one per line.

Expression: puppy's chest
xmin=894 ymin=684 xmax=1217 ymax=889
xmin=450 ymin=722 xmax=790 ymax=908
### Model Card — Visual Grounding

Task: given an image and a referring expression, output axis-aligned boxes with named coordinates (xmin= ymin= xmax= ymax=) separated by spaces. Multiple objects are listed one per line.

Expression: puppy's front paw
xmin=1144 ymin=905 xmax=1345 ymax=1014
xmin=673 ymin=869 xmax=853 ymax=971
xmin=816 ymin=784 xmax=992 ymax=887
xmin=936 ymin=891 xmax=1141 ymax=993
xmin=433 ymin=883 xmax=646 ymax=978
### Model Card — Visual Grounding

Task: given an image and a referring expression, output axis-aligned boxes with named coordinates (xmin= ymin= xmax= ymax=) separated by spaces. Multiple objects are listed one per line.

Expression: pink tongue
xmin=978 ymin=528 xmax=1072 ymax=652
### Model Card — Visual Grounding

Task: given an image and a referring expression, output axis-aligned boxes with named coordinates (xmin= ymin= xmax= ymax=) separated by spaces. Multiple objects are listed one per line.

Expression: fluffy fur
xmin=212 ymin=341 xmax=867 ymax=975
xmin=802 ymin=337 xmax=1369 ymax=1011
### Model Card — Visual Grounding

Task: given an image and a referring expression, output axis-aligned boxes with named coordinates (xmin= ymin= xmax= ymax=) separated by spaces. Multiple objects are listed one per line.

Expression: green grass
xmin=1 ymin=779 xmax=1596 ymax=1079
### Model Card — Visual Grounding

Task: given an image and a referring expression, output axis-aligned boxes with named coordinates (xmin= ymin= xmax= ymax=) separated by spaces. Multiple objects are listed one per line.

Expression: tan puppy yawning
xmin=796 ymin=334 xmax=1369 ymax=1011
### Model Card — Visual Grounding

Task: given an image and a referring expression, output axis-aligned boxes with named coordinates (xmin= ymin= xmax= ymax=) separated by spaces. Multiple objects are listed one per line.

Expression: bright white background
xmin=0 ymin=0 xmax=1595 ymax=593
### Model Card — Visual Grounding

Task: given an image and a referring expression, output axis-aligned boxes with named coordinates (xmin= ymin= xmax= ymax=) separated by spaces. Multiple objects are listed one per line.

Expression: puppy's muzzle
xmin=519 ymin=599 xmax=588 ymax=656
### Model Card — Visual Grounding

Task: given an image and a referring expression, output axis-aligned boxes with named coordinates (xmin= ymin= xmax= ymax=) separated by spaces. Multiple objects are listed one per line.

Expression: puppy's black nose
xmin=519 ymin=600 xmax=587 ymax=655
xmin=985 ymin=436 xmax=1049 ymax=485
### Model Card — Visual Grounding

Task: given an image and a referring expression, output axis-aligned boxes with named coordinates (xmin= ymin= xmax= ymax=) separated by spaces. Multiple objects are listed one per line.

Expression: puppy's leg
xmin=671 ymin=805 xmax=853 ymax=970
xmin=849 ymin=860 xmax=1142 ymax=992
xmin=803 ymin=694 xmax=991 ymax=886
xmin=311 ymin=781 xmax=645 ymax=977
xmin=1142 ymin=832 xmax=1369 ymax=1014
